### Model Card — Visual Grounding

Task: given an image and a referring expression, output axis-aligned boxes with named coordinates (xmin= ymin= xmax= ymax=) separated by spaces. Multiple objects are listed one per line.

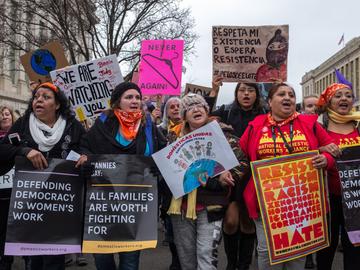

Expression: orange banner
xmin=251 ymin=151 xmax=329 ymax=264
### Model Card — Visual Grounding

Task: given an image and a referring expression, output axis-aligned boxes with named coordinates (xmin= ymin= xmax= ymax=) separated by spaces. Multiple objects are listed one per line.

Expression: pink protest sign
xmin=139 ymin=40 xmax=184 ymax=95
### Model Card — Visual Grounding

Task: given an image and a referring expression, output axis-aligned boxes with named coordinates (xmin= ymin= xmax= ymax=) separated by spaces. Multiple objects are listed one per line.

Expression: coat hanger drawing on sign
xmin=141 ymin=52 xmax=180 ymax=89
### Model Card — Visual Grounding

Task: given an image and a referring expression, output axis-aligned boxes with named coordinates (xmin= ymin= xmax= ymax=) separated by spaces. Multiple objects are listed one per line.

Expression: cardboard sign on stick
xmin=185 ymin=83 xmax=212 ymax=97
xmin=20 ymin=41 xmax=69 ymax=83
xmin=212 ymin=25 xmax=289 ymax=83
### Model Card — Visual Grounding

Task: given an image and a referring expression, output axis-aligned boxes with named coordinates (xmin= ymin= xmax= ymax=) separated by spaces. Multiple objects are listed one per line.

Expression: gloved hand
xmin=149 ymin=165 xmax=161 ymax=177
xmin=79 ymin=162 xmax=94 ymax=180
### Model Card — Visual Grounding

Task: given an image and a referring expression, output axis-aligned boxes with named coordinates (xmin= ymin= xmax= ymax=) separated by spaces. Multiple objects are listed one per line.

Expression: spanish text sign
xmin=50 ymin=55 xmax=123 ymax=121
xmin=212 ymin=25 xmax=288 ymax=83
xmin=5 ymin=157 xmax=84 ymax=255
xmin=139 ymin=40 xmax=184 ymax=95
xmin=82 ymin=155 xmax=158 ymax=253
xmin=336 ymin=145 xmax=360 ymax=246
xmin=152 ymin=121 xmax=239 ymax=199
xmin=251 ymin=151 xmax=328 ymax=264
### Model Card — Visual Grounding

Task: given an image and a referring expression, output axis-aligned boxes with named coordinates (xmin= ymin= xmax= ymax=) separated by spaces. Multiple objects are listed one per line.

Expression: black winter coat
xmin=80 ymin=110 xmax=166 ymax=155
xmin=212 ymin=101 xmax=264 ymax=138
xmin=0 ymin=113 xmax=86 ymax=198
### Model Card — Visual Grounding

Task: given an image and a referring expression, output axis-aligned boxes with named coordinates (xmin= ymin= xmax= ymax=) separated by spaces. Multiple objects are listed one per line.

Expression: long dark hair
xmin=234 ymin=82 xmax=264 ymax=113
xmin=25 ymin=84 xmax=74 ymax=120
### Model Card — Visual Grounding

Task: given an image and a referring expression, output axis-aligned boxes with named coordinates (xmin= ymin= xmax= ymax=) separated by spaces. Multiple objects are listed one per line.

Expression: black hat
xmin=110 ymin=82 xmax=142 ymax=107
xmin=268 ymin=29 xmax=287 ymax=48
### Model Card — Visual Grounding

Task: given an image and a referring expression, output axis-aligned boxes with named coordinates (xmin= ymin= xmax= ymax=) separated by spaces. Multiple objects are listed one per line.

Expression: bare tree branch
xmin=0 ymin=0 xmax=198 ymax=77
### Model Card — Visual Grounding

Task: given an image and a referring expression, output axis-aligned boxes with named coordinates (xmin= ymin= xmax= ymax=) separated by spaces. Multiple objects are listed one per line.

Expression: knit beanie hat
xmin=317 ymin=83 xmax=350 ymax=107
xmin=110 ymin=82 xmax=142 ymax=107
xmin=180 ymin=93 xmax=209 ymax=119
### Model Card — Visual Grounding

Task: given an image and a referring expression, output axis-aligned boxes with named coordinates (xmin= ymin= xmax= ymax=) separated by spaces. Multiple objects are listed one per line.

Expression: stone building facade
xmin=301 ymin=37 xmax=360 ymax=102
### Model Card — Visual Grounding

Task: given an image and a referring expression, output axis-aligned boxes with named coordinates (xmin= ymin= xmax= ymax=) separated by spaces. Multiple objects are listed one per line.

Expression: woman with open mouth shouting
xmin=0 ymin=82 xmax=87 ymax=270
xmin=80 ymin=82 xmax=166 ymax=270
xmin=168 ymin=93 xmax=249 ymax=270
xmin=239 ymin=83 xmax=335 ymax=270
xmin=315 ymin=83 xmax=360 ymax=270
xmin=211 ymin=78 xmax=266 ymax=270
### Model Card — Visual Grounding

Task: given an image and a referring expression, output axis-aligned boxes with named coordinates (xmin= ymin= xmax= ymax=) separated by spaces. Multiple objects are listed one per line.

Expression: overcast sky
xmin=180 ymin=0 xmax=359 ymax=105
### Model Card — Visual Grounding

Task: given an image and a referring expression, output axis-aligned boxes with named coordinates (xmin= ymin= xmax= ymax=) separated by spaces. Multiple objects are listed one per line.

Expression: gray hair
xmin=159 ymin=96 xmax=181 ymax=129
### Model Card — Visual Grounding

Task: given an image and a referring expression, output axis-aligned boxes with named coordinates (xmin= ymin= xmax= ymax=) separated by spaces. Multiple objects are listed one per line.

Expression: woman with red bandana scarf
xmin=80 ymin=82 xmax=166 ymax=270
xmin=315 ymin=83 xmax=360 ymax=270
xmin=240 ymin=83 xmax=335 ymax=270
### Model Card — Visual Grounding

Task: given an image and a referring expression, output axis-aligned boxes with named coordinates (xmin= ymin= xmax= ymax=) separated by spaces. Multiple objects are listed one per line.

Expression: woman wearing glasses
xmin=212 ymin=80 xmax=265 ymax=270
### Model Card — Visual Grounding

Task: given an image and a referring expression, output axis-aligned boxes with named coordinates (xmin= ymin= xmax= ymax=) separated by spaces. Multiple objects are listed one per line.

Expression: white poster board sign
xmin=152 ymin=121 xmax=239 ymax=198
xmin=50 ymin=55 xmax=123 ymax=121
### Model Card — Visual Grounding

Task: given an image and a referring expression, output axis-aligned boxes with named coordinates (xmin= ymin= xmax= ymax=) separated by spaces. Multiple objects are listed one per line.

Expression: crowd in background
xmin=0 ymin=76 xmax=360 ymax=270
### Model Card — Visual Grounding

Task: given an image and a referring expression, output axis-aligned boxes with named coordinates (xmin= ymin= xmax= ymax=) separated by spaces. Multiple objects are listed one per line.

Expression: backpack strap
xmin=145 ymin=114 xmax=154 ymax=155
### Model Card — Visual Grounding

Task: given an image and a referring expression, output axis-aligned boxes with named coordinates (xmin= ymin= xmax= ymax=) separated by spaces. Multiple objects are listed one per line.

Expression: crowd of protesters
xmin=1 ymin=76 xmax=360 ymax=270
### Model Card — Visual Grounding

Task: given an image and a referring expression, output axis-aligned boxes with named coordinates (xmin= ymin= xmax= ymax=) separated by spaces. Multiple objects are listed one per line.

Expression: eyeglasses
xmin=187 ymin=103 xmax=205 ymax=112
xmin=238 ymin=88 xmax=256 ymax=94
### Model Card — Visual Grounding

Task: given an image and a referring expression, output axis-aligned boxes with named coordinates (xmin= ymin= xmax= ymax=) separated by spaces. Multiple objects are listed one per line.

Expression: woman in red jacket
xmin=239 ymin=83 xmax=334 ymax=270
xmin=315 ymin=83 xmax=360 ymax=270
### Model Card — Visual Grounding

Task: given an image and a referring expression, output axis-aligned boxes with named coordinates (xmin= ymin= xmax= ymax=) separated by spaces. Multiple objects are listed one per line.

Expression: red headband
xmin=33 ymin=82 xmax=59 ymax=94
xmin=317 ymin=83 xmax=350 ymax=107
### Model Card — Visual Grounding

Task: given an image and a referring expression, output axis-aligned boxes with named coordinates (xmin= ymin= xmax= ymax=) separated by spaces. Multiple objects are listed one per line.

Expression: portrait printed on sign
xmin=152 ymin=121 xmax=239 ymax=199
xmin=139 ymin=40 xmax=184 ymax=96
xmin=50 ymin=55 xmax=123 ymax=121
xmin=251 ymin=151 xmax=329 ymax=264
xmin=212 ymin=25 xmax=288 ymax=83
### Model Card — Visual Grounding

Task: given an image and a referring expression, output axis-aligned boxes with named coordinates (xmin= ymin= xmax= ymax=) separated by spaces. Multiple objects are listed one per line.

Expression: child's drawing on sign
xmin=194 ymin=141 xmax=202 ymax=158
xmin=189 ymin=145 xmax=196 ymax=157
xmin=183 ymin=159 xmax=225 ymax=193
xmin=174 ymin=158 xmax=188 ymax=170
xmin=206 ymin=142 xmax=215 ymax=158
xmin=152 ymin=121 xmax=240 ymax=199
xmin=182 ymin=148 xmax=193 ymax=161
